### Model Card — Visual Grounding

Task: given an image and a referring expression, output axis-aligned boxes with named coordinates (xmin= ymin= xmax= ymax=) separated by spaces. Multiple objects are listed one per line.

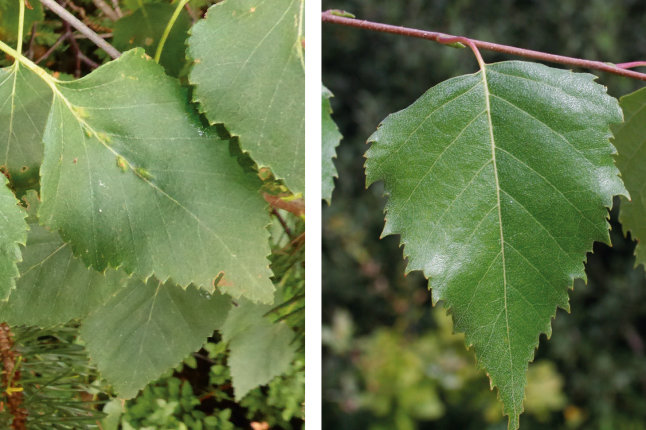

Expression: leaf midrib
xmin=482 ymin=65 xmax=516 ymax=409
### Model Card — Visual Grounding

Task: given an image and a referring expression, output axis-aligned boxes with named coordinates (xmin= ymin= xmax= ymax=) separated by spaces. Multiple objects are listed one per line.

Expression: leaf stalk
xmin=154 ymin=0 xmax=190 ymax=63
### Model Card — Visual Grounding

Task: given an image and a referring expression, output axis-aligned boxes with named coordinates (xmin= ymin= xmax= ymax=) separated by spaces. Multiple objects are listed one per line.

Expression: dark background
xmin=322 ymin=1 xmax=646 ymax=429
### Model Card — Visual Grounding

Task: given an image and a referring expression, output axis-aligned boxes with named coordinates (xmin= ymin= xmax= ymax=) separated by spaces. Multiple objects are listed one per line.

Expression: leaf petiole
xmin=154 ymin=0 xmax=190 ymax=63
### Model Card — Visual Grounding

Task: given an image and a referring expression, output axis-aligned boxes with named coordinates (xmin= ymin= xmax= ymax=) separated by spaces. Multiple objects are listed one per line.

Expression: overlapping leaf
xmin=0 ymin=174 xmax=27 ymax=300
xmin=365 ymin=61 xmax=626 ymax=429
xmin=188 ymin=0 xmax=305 ymax=194
xmin=81 ymin=278 xmax=231 ymax=398
xmin=221 ymin=296 xmax=297 ymax=399
xmin=611 ymin=86 xmax=646 ymax=264
xmin=322 ymin=84 xmax=342 ymax=204
xmin=0 ymin=62 xmax=51 ymax=187
xmin=0 ymin=191 xmax=128 ymax=327
xmin=38 ymin=48 xmax=274 ymax=303
xmin=112 ymin=4 xmax=191 ymax=78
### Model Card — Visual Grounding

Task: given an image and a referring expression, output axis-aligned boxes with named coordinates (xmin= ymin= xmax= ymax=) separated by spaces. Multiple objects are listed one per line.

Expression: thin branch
xmin=38 ymin=0 xmax=120 ymax=59
xmin=110 ymin=0 xmax=122 ymax=18
xmin=272 ymin=208 xmax=292 ymax=238
xmin=25 ymin=23 xmax=38 ymax=60
xmin=91 ymin=0 xmax=119 ymax=21
xmin=321 ymin=11 xmax=646 ymax=82
xmin=78 ymin=52 xmax=100 ymax=68
xmin=60 ymin=4 xmax=82 ymax=78
xmin=34 ymin=32 xmax=66 ymax=64
xmin=74 ymin=32 xmax=112 ymax=39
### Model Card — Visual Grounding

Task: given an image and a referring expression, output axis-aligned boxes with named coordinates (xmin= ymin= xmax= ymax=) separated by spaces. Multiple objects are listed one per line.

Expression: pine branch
xmin=321 ymin=10 xmax=646 ymax=82
xmin=0 ymin=323 xmax=27 ymax=430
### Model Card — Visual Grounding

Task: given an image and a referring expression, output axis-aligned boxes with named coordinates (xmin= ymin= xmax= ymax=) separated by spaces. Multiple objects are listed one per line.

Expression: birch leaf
xmin=365 ymin=61 xmax=626 ymax=429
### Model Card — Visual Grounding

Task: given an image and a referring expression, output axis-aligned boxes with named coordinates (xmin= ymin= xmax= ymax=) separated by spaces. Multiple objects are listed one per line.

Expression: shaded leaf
xmin=0 ymin=191 xmax=128 ymax=327
xmin=0 ymin=174 xmax=28 ymax=300
xmin=365 ymin=61 xmax=626 ymax=429
xmin=322 ymin=84 xmax=342 ymax=204
xmin=221 ymin=296 xmax=296 ymax=399
xmin=0 ymin=62 xmax=52 ymax=188
xmin=113 ymin=4 xmax=191 ymax=78
xmin=0 ymin=0 xmax=43 ymax=41
xmin=38 ymin=49 xmax=274 ymax=303
xmin=611 ymin=86 xmax=646 ymax=264
xmin=188 ymin=0 xmax=305 ymax=194
xmin=81 ymin=277 xmax=231 ymax=398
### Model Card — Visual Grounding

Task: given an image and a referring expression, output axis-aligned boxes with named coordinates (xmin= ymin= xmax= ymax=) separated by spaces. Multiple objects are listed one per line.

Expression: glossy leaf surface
xmin=322 ymin=84 xmax=342 ymax=204
xmin=81 ymin=278 xmax=231 ymax=398
xmin=38 ymin=49 xmax=274 ymax=302
xmin=365 ymin=61 xmax=626 ymax=428
xmin=188 ymin=0 xmax=305 ymax=194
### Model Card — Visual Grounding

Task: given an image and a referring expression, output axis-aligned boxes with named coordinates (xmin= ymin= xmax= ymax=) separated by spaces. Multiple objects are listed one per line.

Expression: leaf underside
xmin=0 ymin=175 xmax=28 ymax=300
xmin=0 ymin=62 xmax=51 ymax=187
xmin=0 ymin=191 xmax=128 ymax=327
xmin=221 ymin=296 xmax=297 ymax=399
xmin=365 ymin=61 xmax=626 ymax=429
xmin=611 ymin=86 xmax=646 ymax=264
xmin=188 ymin=0 xmax=305 ymax=194
xmin=38 ymin=49 xmax=274 ymax=303
xmin=81 ymin=277 xmax=231 ymax=399
xmin=322 ymin=84 xmax=342 ymax=204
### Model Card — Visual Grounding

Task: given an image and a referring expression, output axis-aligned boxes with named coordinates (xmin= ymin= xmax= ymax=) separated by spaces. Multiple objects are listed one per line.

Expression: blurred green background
xmin=322 ymin=1 xmax=646 ymax=429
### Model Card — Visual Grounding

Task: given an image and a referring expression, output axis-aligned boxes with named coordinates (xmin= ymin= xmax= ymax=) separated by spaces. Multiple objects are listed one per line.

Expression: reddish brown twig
xmin=263 ymin=193 xmax=305 ymax=217
xmin=0 ymin=324 xmax=26 ymax=430
xmin=321 ymin=11 xmax=646 ymax=82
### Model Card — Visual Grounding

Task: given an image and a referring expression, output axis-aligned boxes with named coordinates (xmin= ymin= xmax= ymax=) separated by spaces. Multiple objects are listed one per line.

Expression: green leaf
xmin=611 ymin=86 xmax=646 ymax=265
xmin=322 ymin=84 xmax=342 ymax=204
xmin=0 ymin=0 xmax=43 ymax=41
xmin=188 ymin=0 xmax=305 ymax=194
xmin=221 ymin=296 xmax=297 ymax=400
xmin=0 ymin=191 xmax=128 ymax=327
xmin=112 ymin=4 xmax=191 ymax=78
xmin=0 ymin=62 xmax=51 ymax=188
xmin=81 ymin=277 xmax=231 ymax=398
xmin=365 ymin=61 xmax=626 ymax=429
xmin=0 ymin=175 xmax=27 ymax=300
xmin=38 ymin=48 xmax=274 ymax=303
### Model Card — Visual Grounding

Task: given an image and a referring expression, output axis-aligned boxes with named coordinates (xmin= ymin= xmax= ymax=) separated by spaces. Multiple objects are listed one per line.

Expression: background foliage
xmin=322 ymin=0 xmax=646 ymax=429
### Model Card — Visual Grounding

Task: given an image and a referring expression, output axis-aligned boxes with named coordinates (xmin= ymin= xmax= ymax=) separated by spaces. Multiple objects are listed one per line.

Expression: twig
xmin=263 ymin=193 xmax=305 ymax=217
xmin=78 ymin=52 xmax=100 ymax=68
xmin=74 ymin=32 xmax=112 ymax=39
xmin=25 ymin=23 xmax=38 ymax=60
xmin=321 ymin=11 xmax=646 ymax=82
xmin=91 ymin=0 xmax=119 ymax=21
xmin=272 ymin=208 xmax=292 ymax=238
xmin=110 ymin=0 xmax=122 ymax=18
xmin=0 ymin=324 xmax=27 ymax=430
xmin=59 ymin=4 xmax=82 ymax=78
xmin=34 ymin=32 xmax=66 ymax=64
xmin=38 ymin=0 xmax=120 ymax=59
